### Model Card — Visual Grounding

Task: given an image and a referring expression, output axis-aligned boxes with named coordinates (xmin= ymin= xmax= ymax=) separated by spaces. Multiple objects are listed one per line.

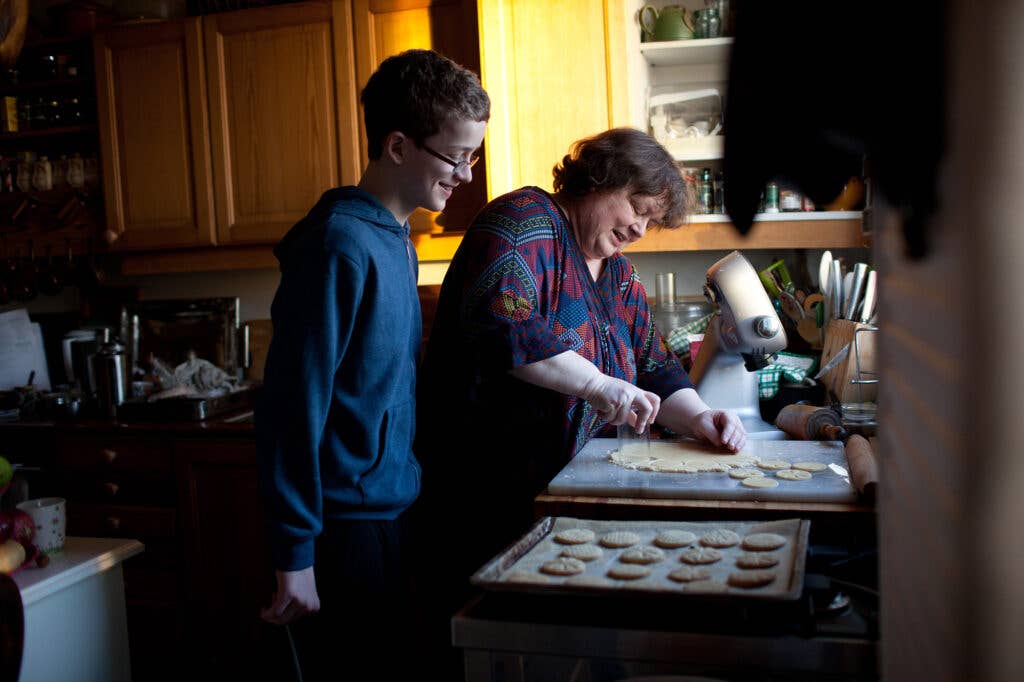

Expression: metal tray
xmin=471 ymin=516 xmax=810 ymax=601
xmin=117 ymin=383 xmax=260 ymax=422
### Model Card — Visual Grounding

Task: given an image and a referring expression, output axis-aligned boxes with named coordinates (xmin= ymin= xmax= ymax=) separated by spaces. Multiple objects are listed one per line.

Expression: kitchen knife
xmin=814 ymin=342 xmax=851 ymax=380
xmin=842 ymin=272 xmax=854 ymax=320
xmin=829 ymin=260 xmax=843 ymax=319
xmin=845 ymin=263 xmax=869 ymax=321
xmin=858 ymin=270 xmax=877 ymax=323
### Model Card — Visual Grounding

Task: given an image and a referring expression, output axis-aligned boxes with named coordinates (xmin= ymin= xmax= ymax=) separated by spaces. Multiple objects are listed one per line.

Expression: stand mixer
xmin=688 ymin=251 xmax=788 ymax=438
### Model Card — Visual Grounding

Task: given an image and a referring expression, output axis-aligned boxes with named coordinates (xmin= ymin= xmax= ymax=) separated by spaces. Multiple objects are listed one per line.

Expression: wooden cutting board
xmin=547 ymin=438 xmax=858 ymax=503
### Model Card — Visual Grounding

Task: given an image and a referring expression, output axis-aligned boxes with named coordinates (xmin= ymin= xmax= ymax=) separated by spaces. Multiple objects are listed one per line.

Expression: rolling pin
xmin=774 ymin=404 xmax=849 ymax=441
xmin=844 ymin=434 xmax=879 ymax=501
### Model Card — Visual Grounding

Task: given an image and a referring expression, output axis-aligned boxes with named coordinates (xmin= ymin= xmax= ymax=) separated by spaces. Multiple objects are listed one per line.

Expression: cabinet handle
xmin=106 ymin=516 xmax=121 ymax=531
xmin=100 ymin=448 xmax=117 ymax=465
xmin=102 ymin=482 xmax=120 ymax=497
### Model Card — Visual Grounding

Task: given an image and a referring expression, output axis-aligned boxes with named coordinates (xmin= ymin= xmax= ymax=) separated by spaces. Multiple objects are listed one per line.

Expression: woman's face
xmin=570 ymin=187 xmax=665 ymax=263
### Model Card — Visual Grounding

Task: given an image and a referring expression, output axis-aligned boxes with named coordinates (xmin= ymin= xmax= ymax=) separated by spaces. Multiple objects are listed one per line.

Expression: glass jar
xmin=16 ymin=151 xmax=37 ymax=192
xmin=67 ymin=153 xmax=85 ymax=189
xmin=32 ymin=156 xmax=53 ymax=191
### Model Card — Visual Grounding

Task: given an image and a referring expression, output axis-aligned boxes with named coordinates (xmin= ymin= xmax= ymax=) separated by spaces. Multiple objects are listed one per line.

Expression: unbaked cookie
xmin=504 ymin=571 xmax=551 ymax=584
xmin=741 ymin=532 xmax=787 ymax=551
xmin=560 ymin=544 xmax=603 ymax=561
xmin=554 ymin=528 xmax=596 ymax=545
xmin=727 ymin=570 xmax=776 ymax=588
xmin=599 ymin=531 xmax=641 ymax=548
xmin=728 ymin=468 xmax=764 ymax=479
xmin=620 ymin=546 xmax=666 ymax=565
xmin=700 ymin=529 xmax=740 ymax=548
xmin=757 ymin=460 xmax=792 ymax=470
xmin=792 ymin=461 xmax=828 ymax=472
xmin=540 ymin=557 xmax=586 ymax=576
xmin=679 ymin=547 xmax=724 ymax=565
xmin=667 ymin=566 xmax=711 ymax=583
xmin=653 ymin=530 xmax=697 ymax=548
xmin=607 ymin=563 xmax=651 ymax=580
xmin=741 ymin=476 xmax=779 ymax=489
xmin=735 ymin=552 xmax=780 ymax=569
xmin=776 ymin=469 xmax=813 ymax=481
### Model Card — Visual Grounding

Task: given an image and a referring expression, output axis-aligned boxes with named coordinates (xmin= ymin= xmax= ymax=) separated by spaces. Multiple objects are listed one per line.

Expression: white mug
xmin=17 ymin=497 xmax=67 ymax=555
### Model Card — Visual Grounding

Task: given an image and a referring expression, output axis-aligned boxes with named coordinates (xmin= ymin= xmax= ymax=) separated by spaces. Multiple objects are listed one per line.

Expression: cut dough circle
xmin=728 ymin=468 xmax=764 ymax=479
xmin=679 ymin=547 xmax=724 ymax=565
xmin=620 ymin=546 xmax=666 ymax=565
xmin=653 ymin=530 xmax=697 ymax=548
xmin=540 ymin=557 xmax=586 ymax=576
xmin=554 ymin=528 xmax=596 ymax=545
xmin=776 ymin=469 xmax=813 ymax=481
xmin=742 ymin=532 xmax=788 ymax=551
xmin=727 ymin=570 xmax=776 ymax=588
xmin=600 ymin=531 xmax=641 ymax=548
xmin=668 ymin=566 xmax=712 ymax=583
xmin=757 ymin=460 xmax=792 ymax=470
xmin=607 ymin=563 xmax=651 ymax=580
xmin=741 ymin=476 xmax=779 ymax=489
xmin=560 ymin=544 xmax=603 ymax=561
xmin=736 ymin=552 xmax=781 ymax=569
xmin=792 ymin=461 xmax=828 ymax=472
xmin=700 ymin=529 xmax=740 ymax=548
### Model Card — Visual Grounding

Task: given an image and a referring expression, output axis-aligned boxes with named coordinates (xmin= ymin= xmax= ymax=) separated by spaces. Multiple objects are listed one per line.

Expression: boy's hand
xmin=261 ymin=566 xmax=320 ymax=625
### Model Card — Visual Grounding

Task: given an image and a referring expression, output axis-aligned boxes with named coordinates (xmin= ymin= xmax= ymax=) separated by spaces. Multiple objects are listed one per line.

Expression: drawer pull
xmin=101 ymin=448 xmax=118 ymax=465
xmin=106 ymin=516 xmax=121 ymax=531
xmin=102 ymin=482 xmax=120 ymax=497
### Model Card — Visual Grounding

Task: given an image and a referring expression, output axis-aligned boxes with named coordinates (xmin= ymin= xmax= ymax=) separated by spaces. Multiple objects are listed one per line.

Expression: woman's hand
xmin=690 ymin=409 xmax=747 ymax=452
xmin=581 ymin=374 xmax=661 ymax=432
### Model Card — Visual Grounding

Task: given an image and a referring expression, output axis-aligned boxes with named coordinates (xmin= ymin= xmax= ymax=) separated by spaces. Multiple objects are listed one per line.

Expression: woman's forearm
xmin=655 ymin=387 xmax=711 ymax=436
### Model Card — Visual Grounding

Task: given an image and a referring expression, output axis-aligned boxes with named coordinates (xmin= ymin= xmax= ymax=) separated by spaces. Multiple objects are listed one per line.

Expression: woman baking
xmin=416 ymin=128 xmax=745 ymax=590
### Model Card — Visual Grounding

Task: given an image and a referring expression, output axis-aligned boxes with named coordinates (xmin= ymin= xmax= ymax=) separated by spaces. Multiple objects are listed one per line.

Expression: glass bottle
xmin=32 ymin=156 xmax=53 ymax=191
xmin=67 ymin=153 xmax=85 ymax=189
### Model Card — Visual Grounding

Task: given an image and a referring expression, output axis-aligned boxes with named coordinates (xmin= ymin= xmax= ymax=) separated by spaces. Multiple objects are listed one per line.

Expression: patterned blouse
xmin=420 ymin=187 xmax=692 ymax=464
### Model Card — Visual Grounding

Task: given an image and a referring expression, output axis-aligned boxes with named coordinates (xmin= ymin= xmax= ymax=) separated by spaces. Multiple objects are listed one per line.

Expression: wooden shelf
xmin=0 ymin=78 xmax=92 ymax=93
xmin=625 ymin=212 xmax=868 ymax=252
xmin=0 ymin=124 xmax=97 ymax=140
xmin=639 ymin=37 xmax=733 ymax=67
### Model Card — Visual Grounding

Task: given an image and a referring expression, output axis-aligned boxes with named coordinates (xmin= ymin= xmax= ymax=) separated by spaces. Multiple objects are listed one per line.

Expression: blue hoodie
xmin=256 ymin=186 xmax=422 ymax=571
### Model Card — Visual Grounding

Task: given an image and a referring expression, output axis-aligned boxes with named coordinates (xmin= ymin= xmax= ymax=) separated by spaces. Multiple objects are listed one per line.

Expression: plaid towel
xmin=665 ymin=313 xmax=713 ymax=361
xmin=756 ymin=352 xmax=818 ymax=399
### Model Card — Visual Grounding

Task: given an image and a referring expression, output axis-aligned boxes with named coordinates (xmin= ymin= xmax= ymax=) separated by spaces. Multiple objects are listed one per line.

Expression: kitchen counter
xmin=14 ymin=537 xmax=144 ymax=682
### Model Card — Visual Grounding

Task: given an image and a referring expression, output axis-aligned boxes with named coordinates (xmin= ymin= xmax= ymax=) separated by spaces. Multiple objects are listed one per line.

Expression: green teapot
xmin=639 ymin=4 xmax=694 ymax=42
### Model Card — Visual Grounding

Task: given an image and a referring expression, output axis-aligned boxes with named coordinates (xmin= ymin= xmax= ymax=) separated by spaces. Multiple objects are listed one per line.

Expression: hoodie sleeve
xmin=256 ymin=244 xmax=363 ymax=571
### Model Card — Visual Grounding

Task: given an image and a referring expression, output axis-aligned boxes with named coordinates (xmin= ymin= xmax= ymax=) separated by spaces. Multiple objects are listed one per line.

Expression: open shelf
xmin=640 ymin=37 xmax=734 ymax=67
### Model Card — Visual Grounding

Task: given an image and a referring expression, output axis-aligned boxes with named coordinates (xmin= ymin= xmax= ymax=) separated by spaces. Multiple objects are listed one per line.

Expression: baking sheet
xmin=471 ymin=516 xmax=810 ymax=601
xmin=547 ymin=437 xmax=858 ymax=503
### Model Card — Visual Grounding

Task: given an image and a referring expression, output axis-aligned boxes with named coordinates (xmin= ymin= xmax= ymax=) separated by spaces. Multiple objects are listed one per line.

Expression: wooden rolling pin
xmin=774 ymin=404 xmax=849 ymax=441
xmin=844 ymin=434 xmax=879 ymax=501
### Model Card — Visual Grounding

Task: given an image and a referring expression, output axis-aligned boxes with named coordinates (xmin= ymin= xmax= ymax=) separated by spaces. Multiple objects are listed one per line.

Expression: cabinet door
xmin=94 ymin=18 xmax=216 ymax=250
xmin=352 ymin=0 xmax=486 ymax=232
xmin=205 ymin=1 xmax=359 ymax=245
xmin=477 ymin=0 xmax=628 ymax=198
xmin=177 ymin=439 xmax=292 ymax=678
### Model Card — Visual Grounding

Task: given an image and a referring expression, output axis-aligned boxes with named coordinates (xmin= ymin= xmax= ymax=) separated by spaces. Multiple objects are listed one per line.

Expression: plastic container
xmin=648 ymin=88 xmax=723 ymax=143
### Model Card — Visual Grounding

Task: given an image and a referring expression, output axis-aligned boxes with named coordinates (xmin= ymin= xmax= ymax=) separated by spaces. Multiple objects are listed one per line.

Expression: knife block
xmin=820 ymin=319 xmax=877 ymax=403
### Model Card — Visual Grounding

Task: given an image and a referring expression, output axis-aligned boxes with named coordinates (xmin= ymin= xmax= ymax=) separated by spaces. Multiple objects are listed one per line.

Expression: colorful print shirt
xmin=421 ymin=187 xmax=693 ymax=463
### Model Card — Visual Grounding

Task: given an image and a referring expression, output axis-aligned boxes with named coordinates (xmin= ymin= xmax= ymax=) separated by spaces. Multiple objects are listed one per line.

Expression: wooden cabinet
xmin=94 ymin=18 xmax=216 ymax=250
xmin=477 ymin=0 xmax=630 ymax=199
xmin=95 ymin=1 xmax=360 ymax=251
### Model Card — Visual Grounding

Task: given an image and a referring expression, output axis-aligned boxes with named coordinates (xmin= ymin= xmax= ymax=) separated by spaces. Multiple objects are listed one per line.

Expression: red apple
xmin=11 ymin=509 xmax=34 ymax=547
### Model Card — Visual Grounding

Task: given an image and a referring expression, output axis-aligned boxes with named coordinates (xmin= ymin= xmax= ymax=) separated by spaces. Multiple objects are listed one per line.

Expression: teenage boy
xmin=255 ymin=48 xmax=489 ymax=679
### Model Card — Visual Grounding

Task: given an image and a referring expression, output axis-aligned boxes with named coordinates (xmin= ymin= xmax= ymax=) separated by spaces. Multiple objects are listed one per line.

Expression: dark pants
xmin=288 ymin=516 xmax=419 ymax=681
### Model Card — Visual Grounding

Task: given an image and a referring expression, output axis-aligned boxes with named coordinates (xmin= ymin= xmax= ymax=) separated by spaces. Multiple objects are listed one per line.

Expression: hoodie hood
xmin=274 ymin=186 xmax=409 ymax=264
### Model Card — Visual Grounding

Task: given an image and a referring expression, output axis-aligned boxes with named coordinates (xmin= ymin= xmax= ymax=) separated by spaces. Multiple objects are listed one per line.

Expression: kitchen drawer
xmin=59 ymin=472 xmax=177 ymax=506
xmin=68 ymin=502 xmax=177 ymax=539
xmin=56 ymin=434 xmax=173 ymax=474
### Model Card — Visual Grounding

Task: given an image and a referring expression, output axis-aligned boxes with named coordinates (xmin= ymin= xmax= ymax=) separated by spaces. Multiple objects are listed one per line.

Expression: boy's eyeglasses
xmin=418 ymin=142 xmax=480 ymax=175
